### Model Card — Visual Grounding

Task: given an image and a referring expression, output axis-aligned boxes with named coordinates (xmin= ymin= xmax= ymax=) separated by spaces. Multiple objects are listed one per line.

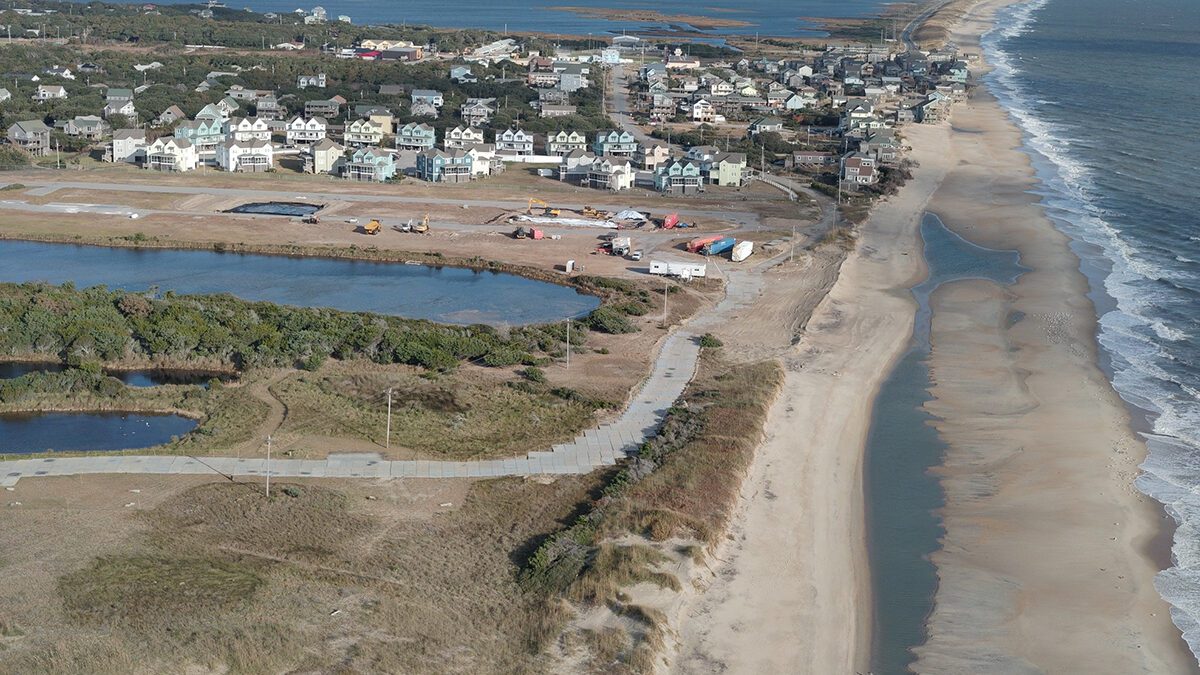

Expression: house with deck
xmin=344 ymin=118 xmax=384 ymax=147
xmin=496 ymin=128 xmax=535 ymax=156
xmin=105 ymin=129 xmax=147 ymax=163
xmin=593 ymin=130 xmax=638 ymax=157
xmin=396 ymin=122 xmax=436 ymax=151
xmin=416 ymin=148 xmax=473 ymax=183
xmin=443 ymin=125 xmax=484 ymax=150
xmin=546 ymin=130 xmax=587 ymax=156
xmin=654 ymin=159 xmax=704 ymax=195
xmin=217 ymin=138 xmax=273 ymax=172
xmin=285 ymin=116 xmax=328 ymax=145
xmin=144 ymin=137 xmax=198 ymax=171
xmin=304 ymin=138 xmax=345 ymax=174
xmin=341 ymin=146 xmax=396 ymax=182
xmin=7 ymin=120 xmax=51 ymax=156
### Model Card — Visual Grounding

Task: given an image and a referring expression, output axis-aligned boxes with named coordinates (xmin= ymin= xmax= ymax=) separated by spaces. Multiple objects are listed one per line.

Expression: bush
xmin=586 ymin=307 xmax=636 ymax=335
xmin=699 ymin=334 xmax=724 ymax=349
xmin=521 ymin=366 xmax=547 ymax=384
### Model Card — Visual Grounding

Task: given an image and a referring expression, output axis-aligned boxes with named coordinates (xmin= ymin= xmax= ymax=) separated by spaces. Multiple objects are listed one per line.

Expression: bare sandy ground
xmin=669 ymin=123 xmax=953 ymax=673
xmin=910 ymin=0 xmax=1194 ymax=672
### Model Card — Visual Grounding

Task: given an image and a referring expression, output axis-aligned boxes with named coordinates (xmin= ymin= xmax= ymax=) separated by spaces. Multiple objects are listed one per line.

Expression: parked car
xmin=630 ymin=250 xmax=643 ymax=261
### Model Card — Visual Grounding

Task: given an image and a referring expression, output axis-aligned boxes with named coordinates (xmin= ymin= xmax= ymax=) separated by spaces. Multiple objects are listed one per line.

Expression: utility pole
xmin=565 ymin=319 xmax=571 ymax=368
xmin=791 ymin=222 xmax=796 ymax=263
xmin=385 ymin=388 xmax=392 ymax=448
xmin=662 ymin=277 xmax=669 ymax=325
xmin=265 ymin=435 xmax=272 ymax=497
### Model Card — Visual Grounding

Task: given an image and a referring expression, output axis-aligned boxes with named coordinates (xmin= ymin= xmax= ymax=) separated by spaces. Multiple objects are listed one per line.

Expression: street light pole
xmin=265 ymin=435 xmax=272 ymax=497
xmin=385 ymin=388 xmax=392 ymax=449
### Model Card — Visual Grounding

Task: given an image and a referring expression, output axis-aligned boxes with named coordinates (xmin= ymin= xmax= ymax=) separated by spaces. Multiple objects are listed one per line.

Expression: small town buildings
xmin=449 ymin=65 xmax=476 ymax=83
xmin=304 ymin=98 xmax=341 ymax=118
xmin=304 ymin=138 xmax=345 ymax=174
xmin=540 ymin=104 xmax=577 ymax=118
xmin=144 ymin=136 xmax=199 ymax=171
xmin=410 ymin=89 xmax=444 ymax=108
xmin=297 ymin=73 xmax=327 ymax=89
xmin=666 ymin=51 xmax=701 ymax=70
xmin=395 ymin=122 xmax=436 ymax=151
xmin=443 ymin=125 xmax=484 ymax=150
xmin=705 ymin=152 xmax=747 ymax=187
xmin=748 ymin=116 xmax=785 ymax=136
xmin=583 ymin=158 xmax=634 ymax=191
xmin=344 ymin=118 xmax=384 ymax=146
xmin=465 ymin=144 xmax=504 ymax=176
xmin=461 ymin=98 xmax=496 ymax=127
xmin=416 ymin=148 xmax=473 ymax=183
xmin=593 ymin=130 xmax=638 ymax=157
xmin=538 ymin=88 xmax=570 ymax=106
xmin=496 ymin=127 xmax=535 ymax=156
xmin=106 ymin=87 xmax=134 ymax=103
xmin=546 ymin=130 xmax=587 ymax=156
xmin=557 ymin=64 xmax=589 ymax=93
xmin=44 ymin=65 xmax=74 ymax=80
xmin=7 ymin=120 xmax=51 ymax=156
xmin=156 ymin=105 xmax=186 ymax=126
xmin=225 ymin=116 xmax=272 ymax=142
xmin=787 ymin=150 xmax=836 ymax=168
xmin=842 ymin=152 xmax=879 ymax=185
xmin=103 ymin=99 xmax=137 ymax=120
xmin=691 ymin=99 xmax=717 ymax=124
xmin=105 ymin=129 xmax=147 ymax=163
xmin=174 ymin=116 xmax=224 ymax=155
xmin=32 ymin=84 xmax=67 ymax=102
xmin=558 ymin=149 xmax=596 ymax=182
xmin=217 ymin=138 xmax=273 ymax=172
xmin=654 ymin=159 xmax=704 ymax=195
xmin=285 ymin=116 xmax=328 ymax=145
xmin=63 ymin=115 xmax=109 ymax=140
xmin=255 ymin=94 xmax=285 ymax=120
xmin=342 ymin=146 xmax=396 ymax=182
xmin=636 ymin=141 xmax=671 ymax=170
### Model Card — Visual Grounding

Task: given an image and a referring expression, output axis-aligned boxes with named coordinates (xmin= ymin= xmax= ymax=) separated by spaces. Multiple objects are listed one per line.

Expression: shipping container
xmin=686 ymin=235 xmax=722 ymax=253
xmin=662 ymin=213 xmax=680 ymax=229
xmin=702 ymin=237 xmax=737 ymax=256
xmin=731 ymin=240 xmax=754 ymax=262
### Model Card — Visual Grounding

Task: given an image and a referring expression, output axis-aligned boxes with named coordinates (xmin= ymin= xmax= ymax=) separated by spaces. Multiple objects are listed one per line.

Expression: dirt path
xmin=230 ymin=370 xmax=291 ymax=455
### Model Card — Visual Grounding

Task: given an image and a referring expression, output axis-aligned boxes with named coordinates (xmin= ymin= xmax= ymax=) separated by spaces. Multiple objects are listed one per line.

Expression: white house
xmin=285 ymin=116 xmax=327 ymax=145
xmin=496 ymin=128 xmax=535 ymax=156
xmin=297 ymin=73 xmax=327 ymax=89
xmin=344 ymin=118 xmax=384 ymax=146
xmin=105 ymin=129 xmax=146 ymax=163
xmin=103 ymin=99 xmax=137 ymax=120
xmin=32 ymin=84 xmax=67 ymax=102
xmin=443 ymin=125 xmax=484 ymax=150
xmin=217 ymin=138 xmax=273 ymax=172
xmin=691 ymin=99 xmax=716 ymax=123
xmin=144 ymin=137 xmax=199 ymax=172
xmin=225 ymin=116 xmax=272 ymax=142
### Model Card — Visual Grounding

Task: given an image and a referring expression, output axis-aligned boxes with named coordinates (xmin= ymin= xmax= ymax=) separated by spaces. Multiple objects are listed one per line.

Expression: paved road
xmin=0 ymin=260 xmax=776 ymax=487
xmin=609 ymin=64 xmax=660 ymax=148
xmin=901 ymin=0 xmax=955 ymax=50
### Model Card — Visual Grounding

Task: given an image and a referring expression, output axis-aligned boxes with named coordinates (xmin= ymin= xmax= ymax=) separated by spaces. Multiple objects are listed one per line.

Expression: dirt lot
xmin=0 ymin=471 xmax=605 ymax=673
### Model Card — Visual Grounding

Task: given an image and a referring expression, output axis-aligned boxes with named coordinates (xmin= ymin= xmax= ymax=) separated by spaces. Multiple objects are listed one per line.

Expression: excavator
xmin=526 ymin=198 xmax=560 ymax=218
xmin=395 ymin=213 xmax=430 ymax=234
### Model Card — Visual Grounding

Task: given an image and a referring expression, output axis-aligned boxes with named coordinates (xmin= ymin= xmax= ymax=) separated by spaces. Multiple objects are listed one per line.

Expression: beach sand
xmin=670 ymin=122 xmax=953 ymax=674
xmin=911 ymin=0 xmax=1195 ymax=671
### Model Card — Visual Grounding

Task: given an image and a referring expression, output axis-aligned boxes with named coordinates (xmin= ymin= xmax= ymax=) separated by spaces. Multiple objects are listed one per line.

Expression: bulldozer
xmin=526 ymin=198 xmax=560 ymax=218
xmin=360 ymin=219 xmax=382 ymax=235
xmin=582 ymin=206 xmax=608 ymax=220
xmin=302 ymin=215 xmax=320 ymax=225
xmin=412 ymin=213 xmax=429 ymax=234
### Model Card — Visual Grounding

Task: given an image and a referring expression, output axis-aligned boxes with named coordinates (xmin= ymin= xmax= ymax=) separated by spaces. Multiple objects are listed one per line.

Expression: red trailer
xmin=662 ymin=213 xmax=680 ymax=229
xmin=686 ymin=235 xmax=723 ymax=253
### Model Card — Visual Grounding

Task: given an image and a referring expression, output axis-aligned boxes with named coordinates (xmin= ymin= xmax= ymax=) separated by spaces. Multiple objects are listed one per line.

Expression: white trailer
xmin=731 ymin=240 xmax=754 ymax=262
xmin=611 ymin=236 xmax=632 ymax=256
xmin=649 ymin=259 xmax=707 ymax=279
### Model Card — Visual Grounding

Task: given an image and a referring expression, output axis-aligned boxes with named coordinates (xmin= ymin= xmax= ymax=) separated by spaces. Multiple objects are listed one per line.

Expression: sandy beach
xmin=670 ymin=122 xmax=951 ymax=672
xmin=909 ymin=0 xmax=1195 ymax=671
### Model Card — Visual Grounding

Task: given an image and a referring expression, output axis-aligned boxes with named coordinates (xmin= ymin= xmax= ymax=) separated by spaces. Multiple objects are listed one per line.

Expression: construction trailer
xmin=649 ymin=259 xmax=707 ymax=280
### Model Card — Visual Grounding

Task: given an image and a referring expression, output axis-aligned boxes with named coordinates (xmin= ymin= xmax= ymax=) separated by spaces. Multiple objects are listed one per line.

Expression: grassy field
xmin=0 ymin=473 xmax=609 ymax=674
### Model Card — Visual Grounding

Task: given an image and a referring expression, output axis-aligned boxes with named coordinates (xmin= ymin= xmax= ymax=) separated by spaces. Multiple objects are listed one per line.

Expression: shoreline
xmin=910 ymin=0 xmax=1195 ymax=670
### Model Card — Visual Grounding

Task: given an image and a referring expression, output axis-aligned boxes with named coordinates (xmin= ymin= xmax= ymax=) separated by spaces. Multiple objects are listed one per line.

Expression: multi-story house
xmin=63 ymin=115 xmax=109 ymax=140
xmin=841 ymin=152 xmax=878 ymax=185
xmin=654 ymin=159 xmax=704 ymax=195
xmin=410 ymin=89 xmax=444 ymax=108
xmin=416 ymin=148 xmax=474 ymax=183
xmin=255 ymin=95 xmax=285 ymax=120
xmin=636 ymin=141 xmax=671 ymax=170
xmin=174 ymin=116 xmax=224 ymax=156
xmin=705 ymin=152 xmax=747 ymax=187
xmin=105 ymin=129 xmax=146 ymax=163
xmin=297 ymin=73 xmax=327 ymax=89
xmin=285 ymin=116 xmax=328 ymax=145
xmin=592 ymin=130 xmax=637 ymax=157
xmin=225 ymin=116 xmax=272 ymax=142
xmin=304 ymin=98 xmax=341 ymax=118
xmin=584 ymin=158 xmax=634 ymax=191
xmin=443 ymin=125 xmax=484 ymax=150
xmin=217 ymin=138 xmax=273 ymax=172
xmin=344 ymin=118 xmax=384 ymax=147
xmin=6 ymin=120 xmax=51 ymax=156
xmin=496 ymin=127 xmax=535 ymax=156
xmin=103 ymin=99 xmax=137 ymax=120
xmin=342 ymin=146 xmax=396 ymax=182
xmin=461 ymin=98 xmax=496 ymax=127
xmin=395 ymin=122 xmax=436 ymax=151
xmin=304 ymin=138 xmax=345 ymax=174
xmin=546 ymin=130 xmax=587 ymax=156
xmin=32 ymin=84 xmax=67 ymax=102
xmin=144 ymin=137 xmax=199 ymax=172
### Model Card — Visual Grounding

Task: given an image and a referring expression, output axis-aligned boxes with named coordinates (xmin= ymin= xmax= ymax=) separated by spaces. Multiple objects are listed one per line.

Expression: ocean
xmin=983 ymin=0 xmax=1200 ymax=662
xmin=143 ymin=0 xmax=894 ymax=37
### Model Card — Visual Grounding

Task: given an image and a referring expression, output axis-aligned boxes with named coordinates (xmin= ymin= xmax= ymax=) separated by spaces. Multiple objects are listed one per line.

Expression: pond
xmin=0 ymin=412 xmax=198 ymax=454
xmin=0 ymin=241 xmax=600 ymax=325
xmin=0 ymin=362 xmax=233 ymax=388
xmin=226 ymin=201 xmax=322 ymax=217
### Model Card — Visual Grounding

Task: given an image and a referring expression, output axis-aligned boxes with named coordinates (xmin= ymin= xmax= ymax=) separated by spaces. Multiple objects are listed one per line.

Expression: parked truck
xmin=686 ymin=235 xmax=723 ymax=253
xmin=731 ymin=240 xmax=754 ymax=262
xmin=514 ymin=226 xmax=544 ymax=240
xmin=702 ymin=237 xmax=736 ymax=257
xmin=611 ymin=236 xmax=631 ymax=256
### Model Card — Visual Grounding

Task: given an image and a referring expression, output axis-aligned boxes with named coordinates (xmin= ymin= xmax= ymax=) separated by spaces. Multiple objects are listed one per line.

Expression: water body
xmin=0 ymin=240 xmax=599 ymax=326
xmin=226 ymin=201 xmax=322 ymax=217
xmin=865 ymin=213 xmax=1024 ymax=674
xmin=981 ymin=0 xmax=1200 ymax=661
xmin=0 ymin=362 xmax=231 ymax=387
xmin=141 ymin=0 xmax=895 ymax=37
xmin=0 ymin=412 xmax=197 ymax=454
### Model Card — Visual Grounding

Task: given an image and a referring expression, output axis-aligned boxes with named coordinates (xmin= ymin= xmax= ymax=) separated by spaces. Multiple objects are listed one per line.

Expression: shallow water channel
xmin=864 ymin=214 xmax=1025 ymax=673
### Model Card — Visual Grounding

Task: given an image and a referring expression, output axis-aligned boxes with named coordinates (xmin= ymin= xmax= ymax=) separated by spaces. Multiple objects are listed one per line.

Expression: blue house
xmin=342 ymin=147 xmax=397 ymax=182
xmin=592 ymin=129 xmax=637 ymax=157
xmin=416 ymin=148 xmax=474 ymax=183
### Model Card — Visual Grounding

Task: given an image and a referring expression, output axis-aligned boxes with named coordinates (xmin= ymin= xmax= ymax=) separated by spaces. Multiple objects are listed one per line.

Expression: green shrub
xmin=699 ymin=334 xmax=724 ymax=349
xmin=586 ymin=307 xmax=636 ymax=335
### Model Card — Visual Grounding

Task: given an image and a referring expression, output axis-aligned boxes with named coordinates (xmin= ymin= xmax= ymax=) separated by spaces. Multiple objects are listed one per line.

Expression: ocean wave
xmin=982 ymin=0 xmax=1200 ymax=663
